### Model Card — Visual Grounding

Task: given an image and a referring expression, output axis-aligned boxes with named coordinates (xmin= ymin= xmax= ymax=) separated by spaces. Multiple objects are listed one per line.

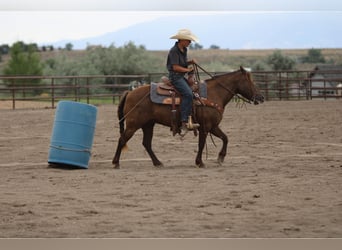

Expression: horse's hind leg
xmin=142 ymin=122 xmax=163 ymax=167
xmin=112 ymin=136 xmax=125 ymax=169
xmin=112 ymin=128 xmax=136 ymax=169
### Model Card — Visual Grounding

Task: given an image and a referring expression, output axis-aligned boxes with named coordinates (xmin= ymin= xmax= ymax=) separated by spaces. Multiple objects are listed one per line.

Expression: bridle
xmin=216 ymin=79 xmax=253 ymax=104
xmin=193 ymin=63 xmax=253 ymax=104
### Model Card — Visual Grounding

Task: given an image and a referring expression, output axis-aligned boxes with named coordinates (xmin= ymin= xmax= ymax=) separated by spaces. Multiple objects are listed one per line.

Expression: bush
xmin=266 ymin=50 xmax=296 ymax=71
xmin=302 ymin=48 xmax=326 ymax=63
xmin=3 ymin=41 xmax=43 ymax=95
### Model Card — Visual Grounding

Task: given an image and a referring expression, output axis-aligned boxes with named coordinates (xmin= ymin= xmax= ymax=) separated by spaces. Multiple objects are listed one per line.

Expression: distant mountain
xmin=51 ymin=12 xmax=342 ymax=50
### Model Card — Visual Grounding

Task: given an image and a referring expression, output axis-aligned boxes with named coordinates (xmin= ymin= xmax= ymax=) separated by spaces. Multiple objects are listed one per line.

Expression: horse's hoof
xmin=196 ymin=163 xmax=206 ymax=168
xmin=217 ymin=156 xmax=225 ymax=166
xmin=113 ymin=164 xmax=120 ymax=169
xmin=154 ymin=163 xmax=164 ymax=168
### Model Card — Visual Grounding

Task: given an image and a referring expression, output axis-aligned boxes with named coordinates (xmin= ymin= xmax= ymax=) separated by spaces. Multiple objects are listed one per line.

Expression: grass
xmin=150 ymin=48 xmax=342 ymax=71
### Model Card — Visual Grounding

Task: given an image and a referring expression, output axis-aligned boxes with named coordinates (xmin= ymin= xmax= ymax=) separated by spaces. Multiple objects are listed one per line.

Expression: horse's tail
xmin=117 ymin=91 xmax=129 ymax=151
xmin=118 ymin=91 xmax=129 ymax=135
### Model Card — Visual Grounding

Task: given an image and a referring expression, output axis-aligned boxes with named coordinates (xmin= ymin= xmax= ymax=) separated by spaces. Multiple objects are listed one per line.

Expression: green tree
xmin=42 ymin=41 xmax=164 ymax=94
xmin=189 ymin=43 xmax=203 ymax=50
xmin=65 ymin=43 xmax=73 ymax=51
xmin=266 ymin=50 xmax=296 ymax=70
xmin=4 ymin=42 xmax=43 ymax=76
xmin=3 ymin=41 xmax=43 ymax=94
xmin=84 ymin=41 xmax=162 ymax=77
xmin=0 ymin=44 xmax=10 ymax=55
xmin=302 ymin=48 xmax=326 ymax=63
xmin=252 ymin=60 xmax=270 ymax=71
xmin=43 ymin=54 xmax=80 ymax=76
xmin=210 ymin=44 xmax=220 ymax=49
xmin=43 ymin=53 xmax=84 ymax=96
xmin=0 ymin=44 xmax=10 ymax=62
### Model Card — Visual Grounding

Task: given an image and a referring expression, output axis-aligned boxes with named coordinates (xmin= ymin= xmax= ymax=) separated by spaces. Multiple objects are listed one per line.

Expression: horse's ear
xmin=240 ymin=66 xmax=245 ymax=72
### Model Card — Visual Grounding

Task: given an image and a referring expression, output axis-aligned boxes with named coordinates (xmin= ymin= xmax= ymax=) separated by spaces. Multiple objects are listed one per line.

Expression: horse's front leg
xmin=211 ymin=126 xmax=228 ymax=165
xmin=195 ymin=130 xmax=208 ymax=168
xmin=142 ymin=122 xmax=163 ymax=167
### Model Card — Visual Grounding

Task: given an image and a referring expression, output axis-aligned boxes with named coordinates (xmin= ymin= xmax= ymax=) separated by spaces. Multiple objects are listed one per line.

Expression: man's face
xmin=180 ymin=39 xmax=192 ymax=47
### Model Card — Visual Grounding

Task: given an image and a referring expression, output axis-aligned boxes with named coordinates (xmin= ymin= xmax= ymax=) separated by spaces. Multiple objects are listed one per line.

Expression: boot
xmin=179 ymin=122 xmax=189 ymax=137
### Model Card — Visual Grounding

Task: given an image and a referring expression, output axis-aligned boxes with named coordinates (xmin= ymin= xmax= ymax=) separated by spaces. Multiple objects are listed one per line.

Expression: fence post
xmin=86 ymin=77 xmax=90 ymax=104
xmin=114 ymin=76 xmax=118 ymax=104
xmin=309 ymin=77 xmax=312 ymax=100
xmin=51 ymin=78 xmax=55 ymax=108
xmin=278 ymin=72 xmax=282 ymax=100
xmin=324 ymin=80 xmax=326 ymax=100
xmin=265 ymin=73 xmax=269 ymax=101
xmin=11 ymin=79 xmax=16 ymax=110
xmin=147 ymin=73 xmax=152 ymax=85
xmin=74 ymin=77 xmax=78 ymax=102
xmin=12 ymin=88 xmax=15 ymax=110
xmin=285 ymin=72 xmax=289 ymax=100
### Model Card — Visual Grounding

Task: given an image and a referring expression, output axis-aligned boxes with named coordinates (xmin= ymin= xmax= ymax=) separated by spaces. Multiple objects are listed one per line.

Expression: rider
xmin=167 ymin=28 xmax=200 ymax=136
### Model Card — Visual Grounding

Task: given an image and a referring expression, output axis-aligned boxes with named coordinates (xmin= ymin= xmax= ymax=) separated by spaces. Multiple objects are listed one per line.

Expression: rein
xmin=118 ymin=91 xmax=150 ymax=124
xmin=193 ymin=63 xmax=214 ymax=78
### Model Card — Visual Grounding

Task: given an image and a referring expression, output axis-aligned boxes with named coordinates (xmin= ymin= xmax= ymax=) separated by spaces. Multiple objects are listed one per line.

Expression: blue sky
xmin=1 ymin=0 xmax=342 ymax=49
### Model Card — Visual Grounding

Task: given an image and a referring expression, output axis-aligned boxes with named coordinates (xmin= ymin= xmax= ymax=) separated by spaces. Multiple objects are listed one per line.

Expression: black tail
xmin=118 ymin=91 xmax=129 ymax=135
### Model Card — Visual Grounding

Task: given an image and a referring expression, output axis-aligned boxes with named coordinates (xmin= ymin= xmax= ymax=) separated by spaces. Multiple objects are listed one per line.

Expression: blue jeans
xmin=169 ymin=74 xmax=193 ymax=123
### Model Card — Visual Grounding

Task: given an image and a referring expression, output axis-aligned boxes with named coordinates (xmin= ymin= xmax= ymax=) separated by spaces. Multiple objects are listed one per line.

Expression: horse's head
xmin=235 ymin=66 xmax=264 ymax=105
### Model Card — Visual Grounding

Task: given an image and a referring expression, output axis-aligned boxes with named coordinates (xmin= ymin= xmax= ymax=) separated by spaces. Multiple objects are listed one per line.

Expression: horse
xmin=112 ymin=66 xmax=264 ymax=168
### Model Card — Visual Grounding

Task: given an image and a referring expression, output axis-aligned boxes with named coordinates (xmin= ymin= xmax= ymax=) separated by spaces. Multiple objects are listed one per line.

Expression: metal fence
xmin=0 ymin=70 xmax=341 ymax=109
xmin=252 ymin=70 xmax=342 ymax=101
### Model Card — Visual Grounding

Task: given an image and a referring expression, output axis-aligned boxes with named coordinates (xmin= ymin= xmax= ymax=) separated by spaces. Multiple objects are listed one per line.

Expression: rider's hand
xmin=188 ymin=59 xmax=197 ymax=65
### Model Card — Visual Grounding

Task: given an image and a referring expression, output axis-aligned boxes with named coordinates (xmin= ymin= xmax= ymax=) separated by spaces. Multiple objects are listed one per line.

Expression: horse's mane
xmin=209 ymin=68 xmax=253 ymax=82
xmin=211 ymin=71 xmax=235 ymax=79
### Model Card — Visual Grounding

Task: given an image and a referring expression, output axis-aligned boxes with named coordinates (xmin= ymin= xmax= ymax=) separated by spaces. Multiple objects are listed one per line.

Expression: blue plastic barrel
xmin=48 ymin=101 xmax=97 ymax=169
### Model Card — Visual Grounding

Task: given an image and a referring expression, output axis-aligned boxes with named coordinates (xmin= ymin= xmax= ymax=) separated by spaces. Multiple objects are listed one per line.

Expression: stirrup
xmin=186 ymin=116 xmax=200 ymax=130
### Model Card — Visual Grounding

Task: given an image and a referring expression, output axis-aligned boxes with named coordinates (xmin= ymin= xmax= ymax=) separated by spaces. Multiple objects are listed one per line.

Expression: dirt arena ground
xmin=0 ymin=100 xmax=341 ymax=238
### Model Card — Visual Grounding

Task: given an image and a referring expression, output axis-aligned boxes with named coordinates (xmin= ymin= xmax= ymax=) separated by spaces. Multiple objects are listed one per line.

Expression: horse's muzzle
xmin=253 ymin=94 xmax=265 ymax=105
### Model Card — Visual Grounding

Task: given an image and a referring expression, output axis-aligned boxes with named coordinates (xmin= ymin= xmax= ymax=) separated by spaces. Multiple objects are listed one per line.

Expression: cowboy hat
xmin=170 ymin=29 xmax=199 ymax=43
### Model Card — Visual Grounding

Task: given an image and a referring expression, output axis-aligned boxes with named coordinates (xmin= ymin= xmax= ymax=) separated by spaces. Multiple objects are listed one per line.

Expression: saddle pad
xmin=150 ymin=82 xmax=207 ymax=105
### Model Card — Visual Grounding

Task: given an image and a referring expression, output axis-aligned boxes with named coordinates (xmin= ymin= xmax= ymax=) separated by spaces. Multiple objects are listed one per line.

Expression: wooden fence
xmin=0 ymin=70 xmax=341 ymax=109
xmin=0 ymin=74 xmax=152 ymax=109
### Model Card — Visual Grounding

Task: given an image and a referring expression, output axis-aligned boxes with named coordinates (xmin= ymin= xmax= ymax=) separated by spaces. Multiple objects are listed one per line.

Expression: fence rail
xmin=0 ymin=74 xmax=151 ymax=109
xmin=0 ymin=70 xmax=341 ymax=109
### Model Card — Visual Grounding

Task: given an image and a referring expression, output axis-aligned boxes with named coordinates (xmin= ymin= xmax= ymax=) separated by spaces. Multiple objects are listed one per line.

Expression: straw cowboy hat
xmin=170 ymin=29 xmax=199 ymax=43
